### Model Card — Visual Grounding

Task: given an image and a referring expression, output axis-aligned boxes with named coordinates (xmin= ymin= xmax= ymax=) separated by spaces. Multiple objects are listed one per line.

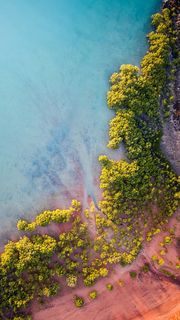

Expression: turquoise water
xmin=0 ymin=0 xmax=160 ymax=239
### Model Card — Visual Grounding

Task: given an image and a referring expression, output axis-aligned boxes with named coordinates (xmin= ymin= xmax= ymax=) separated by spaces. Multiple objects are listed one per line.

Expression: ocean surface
xmin=0 ymin=0 xmax=160 ymax=240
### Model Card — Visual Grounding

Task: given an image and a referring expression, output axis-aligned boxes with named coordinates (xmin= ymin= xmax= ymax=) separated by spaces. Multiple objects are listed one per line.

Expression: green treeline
xmin=0 ymin=7 xmax=179 ymax=320
xmin=99 ymin=8 xmax=179 ymax=223
xmin=0 ymin=201 xmax=111 ymax=319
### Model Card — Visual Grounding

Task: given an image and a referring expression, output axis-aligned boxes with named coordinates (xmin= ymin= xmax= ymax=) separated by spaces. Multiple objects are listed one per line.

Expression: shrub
xmin=141 ymin=263 xmax=150 ymax=273
xmin=151 ymin=255 xmax=158 ymax=262
xmin=66 ymin=275 xmax=78 ymax=288
xmin=106 ymin=283 xmax=113 ymax=291
xmin=129 ymin=271 xmax=137 ymax=279
xmin=157 ymin=258 xmax=165 ymax=266
xmin=160 ymin=249 xmax=166 ymax=256
xmin=89 ymin=290 xmax=97 ymax=300
xmin=73 ymin=295 xmax=84 ymax=308
xmin=84 ymin=209 xmax=89 ymax=218
xmin=17 ymin=219 xmax=29 ymax=231
xmin=164 ymin=236 xmax=172 ymax=244
xmin=99 ymin=267 xmax=109 ymax=277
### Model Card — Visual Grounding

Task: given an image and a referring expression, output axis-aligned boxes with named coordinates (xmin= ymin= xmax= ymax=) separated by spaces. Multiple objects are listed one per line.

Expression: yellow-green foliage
xmin=73 ymin=295 xmax=84 ymax=307
xmin=0 ymin=204 xmax=93 ymax=319
xmin=141 ymin=263 xmax=150 ymax=273
xmin=129 ymin=271 xmax=137 ymax=279
xmin=99 ymin=8 xmax=179 ymax=233
xmin=17 ymin=199 xmax=81 ymax=231
xmin=0 ymin=6 xmax=179 ymax=320
xmin=106 ymin=283 xmax=113 ymax=291
xmin=82 ymin=265 xmax=109 ymax=287
xmin=108 ymin=65 xmax=140 ymax=112
xmin=0 ymin=234 xmax=58 ymax=318
xmin=164 ymin=236 xmax=172 ymax=244
xmin=108 ymin=110 xmax=148 ymax=154
xmin=66 ymin=274 xmax=78 ymax=288
xmin=99 ymin=155 xmax=139 ymax=221
xmin=89 ymin=290 xmax=97 ymax=300
xmin=158 ymin=258 xmax=165 ymax=266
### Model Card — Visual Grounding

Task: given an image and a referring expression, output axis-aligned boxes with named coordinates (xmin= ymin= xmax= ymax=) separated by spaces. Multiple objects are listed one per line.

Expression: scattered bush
xmin=164 ymin=236 xmax=172 ymax=244
xmin=73 ymin=295 xmax=84 ymax=308
xmin=89 ymin=290 xmax=98 ymax=300
xmin=151 ymin=255 xmax=158 ymax=262
xmin=129 ymin=271 xmax=137 ymax=279
xmin=160 ymin=249 xmax=166 ymax=256
xmin=141 ymin=263 xmax=150 ymax=273
xmin=106 ymin=283 xmax=113 ymax=291
xmin=157 ymin=258 xmax=165 ymax=266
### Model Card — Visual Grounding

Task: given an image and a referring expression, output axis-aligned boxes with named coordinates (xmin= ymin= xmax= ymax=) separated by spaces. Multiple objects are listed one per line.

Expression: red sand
xmin=33 ymin=271 xmax=179 ymax=320
xmin=32 ymin=214 xmax=180 ymax=320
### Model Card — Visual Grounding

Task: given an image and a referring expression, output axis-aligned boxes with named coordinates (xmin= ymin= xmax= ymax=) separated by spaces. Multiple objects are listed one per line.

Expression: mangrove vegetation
xmin=0 ymin=6 xmax=179 ymax=320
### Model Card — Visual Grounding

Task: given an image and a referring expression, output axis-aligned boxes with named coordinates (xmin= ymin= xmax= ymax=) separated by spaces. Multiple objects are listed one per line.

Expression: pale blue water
xmin=0 ymin=0 xmax=160 ymax=239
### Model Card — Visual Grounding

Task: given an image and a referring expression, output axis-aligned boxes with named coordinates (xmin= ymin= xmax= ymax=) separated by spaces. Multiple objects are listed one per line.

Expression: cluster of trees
xmin=0 ymin=203 xmax=118 ymax=318
xmin=17 ymin=199 xmax=81 ymax=231
xmin=99 ymin=8 xmax=179 ymax=244
xmin=0 ymin=202 xmax=89 ymax=318
xmin=0 ymin=234 xmax=58 ymax=319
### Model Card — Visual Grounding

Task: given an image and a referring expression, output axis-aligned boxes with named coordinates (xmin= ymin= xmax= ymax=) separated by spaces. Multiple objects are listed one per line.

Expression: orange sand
xmin=32 ymin=214 xmax=180 ymax=320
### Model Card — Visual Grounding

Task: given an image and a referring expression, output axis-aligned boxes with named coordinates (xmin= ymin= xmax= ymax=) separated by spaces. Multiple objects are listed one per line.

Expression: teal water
xmin=0 ymin=0 xmax=160 ymax=239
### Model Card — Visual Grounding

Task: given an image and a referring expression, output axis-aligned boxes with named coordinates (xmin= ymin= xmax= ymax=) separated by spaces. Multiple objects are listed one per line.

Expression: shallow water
xmin=0 ymin=0 xmax=160 ymax=239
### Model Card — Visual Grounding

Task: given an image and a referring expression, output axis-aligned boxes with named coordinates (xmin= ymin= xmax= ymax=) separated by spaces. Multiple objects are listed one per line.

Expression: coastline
xmin=161 ymin=0 xmax=180 ymax=174
xmin=32 ymin=1 xmax=180 ymax=318
xmin=0 ymin=1 xmax=179 ymax=319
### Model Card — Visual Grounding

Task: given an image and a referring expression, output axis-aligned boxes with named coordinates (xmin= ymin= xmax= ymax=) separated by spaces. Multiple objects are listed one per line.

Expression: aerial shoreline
xmin=161 ymin=0 xmax=180 ymax=175
xmin=0 ymin=0 xmax=179 ymax=319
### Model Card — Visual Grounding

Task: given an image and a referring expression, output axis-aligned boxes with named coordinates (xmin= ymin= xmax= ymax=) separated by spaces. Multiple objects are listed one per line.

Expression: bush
xmin=157 ymin=258 xmax=165 ymax=266
xmin=73 ymin=295 xmax=84 ymax=308
xmin=160 ymin=249 xmax=166 ymax=256
xmin=141 ymin=263 xmax=150 ymax=273
xmin=66 ymin=274 xmax=78 ymax=288
xmin=129 ymin=271 xmax=137 ymax=279
xmin=151 ymin=255 xmax=158 ymax=262
xmin=106 ymin=283 xmax=113 ymax=291
xmin=89 ymin=290 xmax=97 ymax=300
xmin=164 ymin=236 xmax=172 ymax=244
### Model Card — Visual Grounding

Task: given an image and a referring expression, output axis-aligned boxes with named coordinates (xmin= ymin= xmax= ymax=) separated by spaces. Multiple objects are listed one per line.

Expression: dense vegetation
xmin=0 ymin=6 xmax=179 ymax=320
xmin=0 ymin=200 xmax=112 ymax=319
xmin=99 ymin=7 xmax=179 ymax=243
